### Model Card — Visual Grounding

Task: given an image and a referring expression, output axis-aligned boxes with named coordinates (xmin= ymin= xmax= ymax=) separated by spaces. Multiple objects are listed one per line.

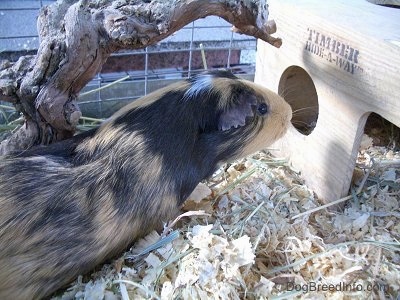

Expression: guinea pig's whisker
xmin=292 ymin=120 xmax=313 ymax=127
xmin=279 ymin=88 xmax=298 ymax=100
xmin=292 ymin=106 xmax=319 ymax=117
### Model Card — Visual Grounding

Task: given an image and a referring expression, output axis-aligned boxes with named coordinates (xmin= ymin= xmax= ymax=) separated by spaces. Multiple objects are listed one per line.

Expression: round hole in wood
xmin=278 ymin=66 xmax=319 ymax=136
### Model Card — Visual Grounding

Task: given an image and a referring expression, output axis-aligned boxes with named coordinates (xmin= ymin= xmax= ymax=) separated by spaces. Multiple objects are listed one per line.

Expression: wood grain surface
xmin=255 ymin=0 xmax=400 ymax=202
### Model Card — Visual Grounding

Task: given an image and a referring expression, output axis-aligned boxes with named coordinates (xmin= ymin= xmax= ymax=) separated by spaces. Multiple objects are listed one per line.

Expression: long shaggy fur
xmin=0 ymin=70 xmax=292 ymax=299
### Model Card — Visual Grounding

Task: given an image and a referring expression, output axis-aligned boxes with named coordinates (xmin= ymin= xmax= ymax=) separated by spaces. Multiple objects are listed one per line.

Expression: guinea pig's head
xmin=87 ymin=70 xmax=291 ymax=168
xmin=183 ymin=70 xmax=292 ymax=162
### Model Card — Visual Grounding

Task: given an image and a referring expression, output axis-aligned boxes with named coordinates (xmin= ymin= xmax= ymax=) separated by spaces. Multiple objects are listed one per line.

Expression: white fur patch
xmin=184 ymin=75 xmax=213 ymax=100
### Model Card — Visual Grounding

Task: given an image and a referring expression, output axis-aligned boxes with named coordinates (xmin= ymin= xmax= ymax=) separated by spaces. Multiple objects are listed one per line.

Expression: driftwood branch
xmin=0 ymin=0 xmax=280 ymax=155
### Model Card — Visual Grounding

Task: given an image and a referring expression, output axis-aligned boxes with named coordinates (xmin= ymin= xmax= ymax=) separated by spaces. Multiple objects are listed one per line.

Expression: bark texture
xmin=0 ymin=0 xmax=280 ymax=155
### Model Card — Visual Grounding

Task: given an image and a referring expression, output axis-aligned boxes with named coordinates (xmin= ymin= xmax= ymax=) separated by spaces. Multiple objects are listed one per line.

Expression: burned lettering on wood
xmin=305 ymin=28 xmax=363 ymax=74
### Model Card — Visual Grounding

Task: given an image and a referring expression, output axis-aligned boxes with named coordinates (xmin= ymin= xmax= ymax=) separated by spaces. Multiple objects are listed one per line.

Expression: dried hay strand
xmin=53 ymin=135 xmax=400 ymax=300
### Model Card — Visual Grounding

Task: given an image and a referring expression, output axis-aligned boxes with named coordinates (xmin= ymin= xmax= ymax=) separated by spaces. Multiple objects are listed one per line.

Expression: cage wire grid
xmin=0 ymin=0 xmax=257 ymax=120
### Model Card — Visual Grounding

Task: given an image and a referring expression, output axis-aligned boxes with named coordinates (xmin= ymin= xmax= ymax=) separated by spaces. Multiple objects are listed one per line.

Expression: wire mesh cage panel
xmin=0 ymin=0 xmax=257 ymax=121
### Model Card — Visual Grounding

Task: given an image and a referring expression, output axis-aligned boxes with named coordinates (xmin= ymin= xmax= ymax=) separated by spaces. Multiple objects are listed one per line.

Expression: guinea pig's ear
xmin=218 ymin=93 xmax=257 ymax=131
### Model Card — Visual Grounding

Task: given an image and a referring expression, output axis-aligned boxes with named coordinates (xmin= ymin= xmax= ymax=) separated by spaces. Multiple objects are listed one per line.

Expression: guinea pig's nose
xmin=286 ymin=103 xmax=293 ymax=121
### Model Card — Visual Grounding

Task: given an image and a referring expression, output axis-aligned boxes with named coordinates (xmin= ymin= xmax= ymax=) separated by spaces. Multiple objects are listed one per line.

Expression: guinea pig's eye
xmin=257 ymin=103 xmax=269 ymax=115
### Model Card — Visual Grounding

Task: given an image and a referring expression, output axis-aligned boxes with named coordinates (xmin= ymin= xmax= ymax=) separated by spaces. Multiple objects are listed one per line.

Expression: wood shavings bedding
xmin=53 ymin=146 xmax=400 ymax=300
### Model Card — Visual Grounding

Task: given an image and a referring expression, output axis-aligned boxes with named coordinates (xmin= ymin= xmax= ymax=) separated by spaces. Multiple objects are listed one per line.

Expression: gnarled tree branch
xmin=0 ymin=0 xmax=280 ymax=155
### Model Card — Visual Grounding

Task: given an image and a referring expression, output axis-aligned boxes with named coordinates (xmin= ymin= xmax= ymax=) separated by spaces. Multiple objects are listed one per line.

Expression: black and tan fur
xmin=0 ymin=70 xmax=292 ymax=299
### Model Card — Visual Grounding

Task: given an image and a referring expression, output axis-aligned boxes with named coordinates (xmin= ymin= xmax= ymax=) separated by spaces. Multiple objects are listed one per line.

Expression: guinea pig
xmin=0 ymin=70 xmax=292 ymax=299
